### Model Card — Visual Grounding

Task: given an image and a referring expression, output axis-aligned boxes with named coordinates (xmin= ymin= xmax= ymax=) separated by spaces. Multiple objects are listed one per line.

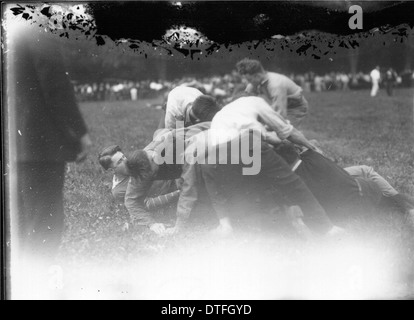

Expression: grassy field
xmin=55 ymin=88 xmax=414 ymax=300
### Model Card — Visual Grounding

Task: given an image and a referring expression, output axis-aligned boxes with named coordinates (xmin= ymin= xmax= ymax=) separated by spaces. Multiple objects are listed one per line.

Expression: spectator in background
xmin=314 ymin=75 xmax=324 ymax=92
xmin=236 ymin=58 xmax=309 ymax=127
xmin=7 ymin=20 xmax=92 ymax=264
xmin=370 ymin=66 xmax=381 ymax=97
xmin=384 ymin=68 xmax=398 ymax=96
xmin=339 ymin=73 xmax=350 ymax=91
xmin=130 ymin=86 xmax=138 ymax=101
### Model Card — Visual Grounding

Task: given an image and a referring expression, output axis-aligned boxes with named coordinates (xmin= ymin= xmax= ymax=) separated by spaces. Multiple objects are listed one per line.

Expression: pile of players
xmin=98 ymin=59 xmax=414 ymax=238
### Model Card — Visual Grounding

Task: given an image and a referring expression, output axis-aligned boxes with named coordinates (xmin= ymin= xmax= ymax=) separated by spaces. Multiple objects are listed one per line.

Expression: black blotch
xmin=40 ymin=6 xmax=52 ymax=18
xmin=296 ymin=43 xmax=312 ymax=55
xmin=10 ymin=6 xmax=25 ymax=16
xmin=96 ymin=35 xmax=105 ymax=46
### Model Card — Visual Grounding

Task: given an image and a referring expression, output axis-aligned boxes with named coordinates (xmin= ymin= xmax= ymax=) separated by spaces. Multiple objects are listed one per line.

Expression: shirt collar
xmin=258 ymin=74 xmax=269 ymax=88
xmin=260 ymin=78 xmax=269 ymax=86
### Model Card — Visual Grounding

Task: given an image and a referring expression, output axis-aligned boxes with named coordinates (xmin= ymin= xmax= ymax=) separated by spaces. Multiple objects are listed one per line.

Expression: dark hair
xmin=236 ymin=58 xmax=265 ymax=76
xmin=274 ymin=142 xmax=300 ymax=166
xmin=98 ymin=145 xmax=122 ymax=170
xmin=126 ymin=150 xmax=153 ymax=180
xmin=192 ymin=95 xmax=220 ymax=122
xmin=228 ymin=91 xmax=251 ymax=104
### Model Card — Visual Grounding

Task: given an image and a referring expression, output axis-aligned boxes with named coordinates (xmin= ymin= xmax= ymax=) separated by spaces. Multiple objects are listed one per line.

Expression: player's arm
xmin=269 ymin=87 xmax=288 ymax=118
xmin=286 ymin=128 xmax=320 ymax=152
xmin=256 ymin=101 xmax=293 ymax=140
xmin=144 ymin=190 xmax=180 ymax=211
xmin=164 ymin=108 xmax=178 ymax=129
xmin=125 ymin=177 xmax=165 ymax=234
xmin=167 ymin=163 xmax=198 ymax=234
xmin=257 ymin=101 xmax=319 ymax=151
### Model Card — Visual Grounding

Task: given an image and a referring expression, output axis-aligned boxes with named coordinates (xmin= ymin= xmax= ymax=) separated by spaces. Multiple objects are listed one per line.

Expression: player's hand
xmin=149 ymin=223 xmax=166 ymax=235
xmin=164 ymin=221 xmax=186 ymax=235
xmin=265 ymin=132 xmax=282 ymax=146
xmin=212 ymin=218 xmax=233 ymax=237
xmin=76 ymin=133 xmax=93 ymax=163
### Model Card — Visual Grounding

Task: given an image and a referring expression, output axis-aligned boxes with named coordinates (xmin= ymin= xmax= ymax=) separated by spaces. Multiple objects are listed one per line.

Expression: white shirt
xmin=165 ymin=86 xmax=203 ymax=129
xmin=210 ymin=96 xmax=293 ymax=146
xmin=370 ymin=69 xmax=381 ymax=82
xmin=112 ymin=174 xmax=129 ymax=189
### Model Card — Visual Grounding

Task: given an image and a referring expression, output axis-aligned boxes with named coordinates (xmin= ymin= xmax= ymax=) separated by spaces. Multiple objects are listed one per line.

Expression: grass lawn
xmin=55 ymin=89 xmax=414 ymax=299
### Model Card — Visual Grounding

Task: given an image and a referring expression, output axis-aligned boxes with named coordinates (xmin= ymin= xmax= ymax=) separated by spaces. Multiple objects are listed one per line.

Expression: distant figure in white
xmin=130 ymin=87 xmax=138 ymax=101
xmin=370 ymin=66 xmax=381 ymax=97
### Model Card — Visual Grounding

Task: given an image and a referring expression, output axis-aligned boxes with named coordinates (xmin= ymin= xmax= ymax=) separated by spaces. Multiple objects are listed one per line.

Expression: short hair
xmin=274 ymin=142 xmax=300 ymax=166
xmin=228 ymin=91 xmax=251 ymax=103
xmin=236 ymin=58 xmax=265 ymax=76
xmin=98 ymin=145 xmax=122 ymax=170
xmin=192 ymin=95 xmax=221 ymax=122
xmin=126 ymin=150 xmax=153 ymax=180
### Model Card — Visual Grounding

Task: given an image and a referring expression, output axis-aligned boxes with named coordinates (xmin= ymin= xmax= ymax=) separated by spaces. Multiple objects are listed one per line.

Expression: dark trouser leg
xmin=390 ymin=193 xmax=414 ymax=213
xmin=201 ymin=163 xmax=238 ymax=221
xmin=259 ymin=144 xmax=334 ymax=234
xmin=17 ymin=162 xmax=65 ymax=261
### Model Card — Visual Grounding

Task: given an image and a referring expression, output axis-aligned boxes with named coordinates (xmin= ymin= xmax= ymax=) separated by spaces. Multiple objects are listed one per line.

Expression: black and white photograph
xmin=2 ymin=1 xmax=414 ymax=301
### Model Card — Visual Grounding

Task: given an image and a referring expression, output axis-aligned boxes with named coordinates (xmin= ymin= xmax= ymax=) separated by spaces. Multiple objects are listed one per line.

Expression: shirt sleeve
xmin=165 ymin=107 xmax=178 ymax=129
xmin=124 ymin=177 xmax=155 ymax=226
xmin=267 ymin=83 xmax=288 ymax=117
xmin=165 ymin=90 xmax=180 ymax=129
xmin=256 ymin=100 xmax=293 ymax=140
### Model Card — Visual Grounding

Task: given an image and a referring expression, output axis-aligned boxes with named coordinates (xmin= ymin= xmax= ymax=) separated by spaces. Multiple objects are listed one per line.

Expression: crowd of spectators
xmin=73 ymin=68 xmax=414 ymax=103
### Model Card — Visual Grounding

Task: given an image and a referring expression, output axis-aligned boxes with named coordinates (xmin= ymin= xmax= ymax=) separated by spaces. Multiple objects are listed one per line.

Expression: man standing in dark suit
xmin=6 ymin=19 xmax=92 ymax=263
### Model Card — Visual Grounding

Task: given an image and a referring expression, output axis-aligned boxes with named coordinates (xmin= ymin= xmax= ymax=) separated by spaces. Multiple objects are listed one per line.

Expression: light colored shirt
xmin=370 ymin=69 xmax=381 ymax=82
xmin=246 ymin=72 xmax=304 ymax=118
xmin=165 ymin=86 xmax=203 ymax=129
xmin=112 ymin=175 xmax=130 ymax=202
xmin=210 ymin=96 xmax=293 ymax=146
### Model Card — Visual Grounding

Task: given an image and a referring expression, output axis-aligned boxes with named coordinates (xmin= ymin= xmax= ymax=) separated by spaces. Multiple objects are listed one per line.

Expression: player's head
xmin=126 ymin=150 xmax=154 ymax=180
xmin=236 ymin=58 xmax=266 ymax=85
xmin=190 ymin=95 xmax=221 ymax=123
xmin=98 ymin=145 xmax=129 ymax=176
